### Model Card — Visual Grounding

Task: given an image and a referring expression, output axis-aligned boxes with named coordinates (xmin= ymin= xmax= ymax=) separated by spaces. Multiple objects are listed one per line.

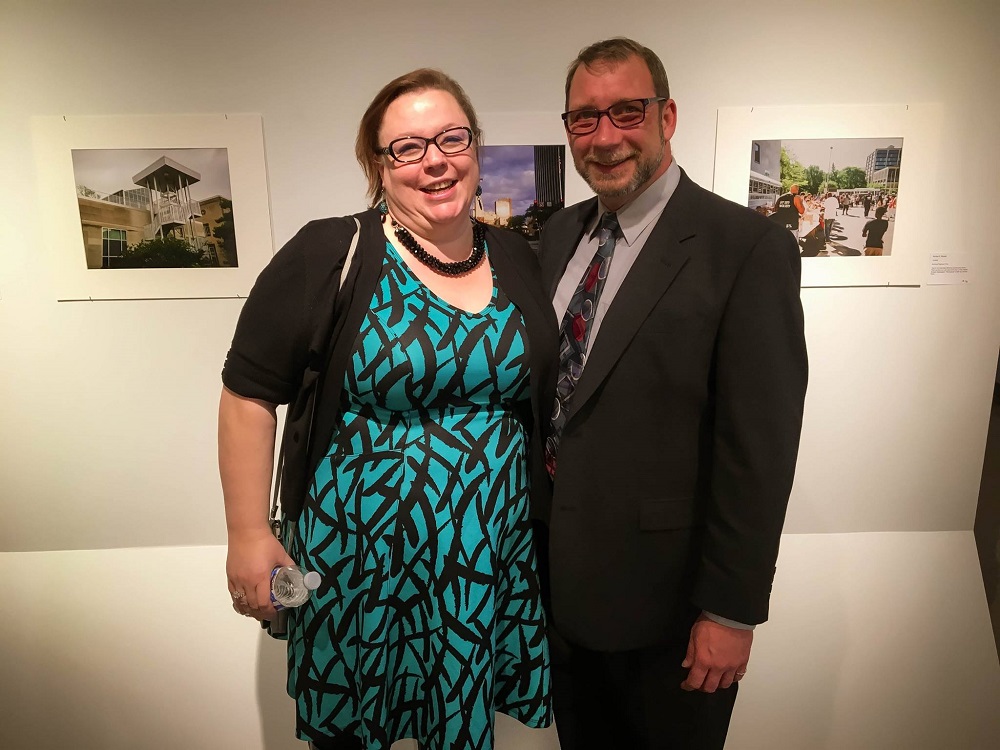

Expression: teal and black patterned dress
xmin=285 ymin=241 xmax=551 ymax=749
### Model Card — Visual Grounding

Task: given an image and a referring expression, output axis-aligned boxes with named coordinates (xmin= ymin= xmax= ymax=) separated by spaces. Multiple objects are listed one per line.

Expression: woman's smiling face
xmin=377 ymin=88 xmax=479 ymax=237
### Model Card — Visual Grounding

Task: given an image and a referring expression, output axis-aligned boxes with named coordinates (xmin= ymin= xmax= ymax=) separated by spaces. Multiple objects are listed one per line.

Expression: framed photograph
xmin=32 ymin=114 xmax=272 ymax=300
xmin=476 ymin=144 xmax=566 ymax=252
xmin=478 ymin=111 xmax=587 ymax=204
xmin=714 ymin=104 xmax=943 ymax=287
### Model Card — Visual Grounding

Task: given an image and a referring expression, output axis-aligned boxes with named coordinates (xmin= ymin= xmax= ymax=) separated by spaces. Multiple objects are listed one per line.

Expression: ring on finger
xmin=231 ymin=590 xmax=246 ymax=601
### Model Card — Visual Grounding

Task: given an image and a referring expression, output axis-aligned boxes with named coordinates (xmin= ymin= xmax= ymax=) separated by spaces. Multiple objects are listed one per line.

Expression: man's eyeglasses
xmin=379 ymin=126 xmax=476 ymax=164
xmin=561 ymin=97 xmax=667 ymax=135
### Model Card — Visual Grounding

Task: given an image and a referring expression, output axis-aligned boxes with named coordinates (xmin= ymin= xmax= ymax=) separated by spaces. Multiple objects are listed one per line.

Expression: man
xmin=538 ymin=38 xmax=808 ymax=749
xmin=823 ymin=191 xmax=840 ymax=242
xmin=862 ymin=205 xmax=890 ymax=256
xmin=771 ymin=183 xmax=805 ymax=237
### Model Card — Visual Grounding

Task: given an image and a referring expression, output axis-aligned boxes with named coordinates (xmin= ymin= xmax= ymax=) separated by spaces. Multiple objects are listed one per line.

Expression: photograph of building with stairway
xmin=71 ymin=147 xmax=237 ymax=269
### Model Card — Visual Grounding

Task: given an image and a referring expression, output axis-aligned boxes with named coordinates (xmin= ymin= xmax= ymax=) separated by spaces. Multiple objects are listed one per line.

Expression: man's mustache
xmin=583 ymin=149 xmax=637 ymax=166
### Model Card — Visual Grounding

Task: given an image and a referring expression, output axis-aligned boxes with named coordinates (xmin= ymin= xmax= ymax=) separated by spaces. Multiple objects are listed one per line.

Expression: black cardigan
xmin=223 ymin=208 xmax=558 ymax=522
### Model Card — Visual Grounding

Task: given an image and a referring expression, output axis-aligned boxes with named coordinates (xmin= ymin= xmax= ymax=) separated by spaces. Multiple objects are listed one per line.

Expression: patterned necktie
xmin=545 ymin=211 xmax=620 ymax=476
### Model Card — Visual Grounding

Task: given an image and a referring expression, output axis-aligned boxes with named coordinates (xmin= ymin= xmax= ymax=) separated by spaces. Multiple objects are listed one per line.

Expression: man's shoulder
xmin=549 ymin=198 xmax=598 ymax=228
xmin=678 ymin=175 xmax=779 ymax=235
xmin=660 ymin=176 xmax=798 ymax=268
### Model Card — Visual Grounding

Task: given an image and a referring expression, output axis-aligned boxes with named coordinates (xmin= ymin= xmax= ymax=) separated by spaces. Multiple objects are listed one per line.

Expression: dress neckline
xmin=384 ymin=239 xmax=497 ymax=317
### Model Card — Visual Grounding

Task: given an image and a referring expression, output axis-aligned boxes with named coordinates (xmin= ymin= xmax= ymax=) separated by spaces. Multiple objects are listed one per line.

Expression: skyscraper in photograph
xmin=866 ymin=145 xmax=903 ymax=193
xmin=533 ymin=145 xmax=565 ymax=208
xmin=865 ymin=145 xmax=902 ymax=181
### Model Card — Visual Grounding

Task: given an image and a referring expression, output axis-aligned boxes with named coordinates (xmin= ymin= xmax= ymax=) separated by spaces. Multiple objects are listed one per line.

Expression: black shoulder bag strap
xmin=268 ymin=217 xmax=361 ymax=541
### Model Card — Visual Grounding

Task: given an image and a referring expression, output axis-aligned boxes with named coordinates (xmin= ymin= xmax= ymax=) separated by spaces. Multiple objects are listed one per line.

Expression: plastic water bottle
xmin=270 ymin=565 xmax=321 ymax=610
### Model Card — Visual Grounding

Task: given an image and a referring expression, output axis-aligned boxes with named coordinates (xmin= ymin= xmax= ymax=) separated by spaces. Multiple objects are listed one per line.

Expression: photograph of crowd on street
xmin=748 ymin=137 xmax=902 ymax=257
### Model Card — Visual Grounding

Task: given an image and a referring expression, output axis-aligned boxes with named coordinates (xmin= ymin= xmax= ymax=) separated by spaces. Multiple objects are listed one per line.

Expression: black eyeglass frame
xmin=378 ymin=126 xmax=477 ymax=164
xmin=561 ymin=97 xmax=668 ymax=135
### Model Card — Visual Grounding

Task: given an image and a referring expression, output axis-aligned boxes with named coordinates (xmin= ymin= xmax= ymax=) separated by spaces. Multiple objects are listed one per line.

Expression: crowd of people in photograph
xmin=765 ymin=184 xmax=897 ymax=256
xmin=832 ymin=190 xmax=897 ymax=220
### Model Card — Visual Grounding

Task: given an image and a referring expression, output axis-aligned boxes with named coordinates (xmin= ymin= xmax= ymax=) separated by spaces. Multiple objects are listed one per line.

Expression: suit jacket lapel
xmin=568 ymin=172 xmax=702 ymax=417
xmin=541 ymin=198 xmax=598 ymax=299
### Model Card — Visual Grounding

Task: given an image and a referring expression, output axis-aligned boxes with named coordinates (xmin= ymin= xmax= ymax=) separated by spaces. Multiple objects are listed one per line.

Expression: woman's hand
xmin=219 ymin=387 xmax=291 ymax=621
xmin=226 ymin=525 xmax=295 ymax=621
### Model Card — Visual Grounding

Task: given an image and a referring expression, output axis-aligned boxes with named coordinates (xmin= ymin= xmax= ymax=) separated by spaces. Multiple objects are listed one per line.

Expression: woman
xmin=218 ymin=69 xmax=556 ymax=749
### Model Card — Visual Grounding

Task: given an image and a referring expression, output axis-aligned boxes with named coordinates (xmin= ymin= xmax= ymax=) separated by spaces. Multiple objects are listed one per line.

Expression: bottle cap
xmin=302 ymin=571 xmax=322 ymax=590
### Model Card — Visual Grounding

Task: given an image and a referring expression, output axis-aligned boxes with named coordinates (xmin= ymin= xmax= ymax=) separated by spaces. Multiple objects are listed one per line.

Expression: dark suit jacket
xmin=539 ymin=170 xmax=808 ymax=652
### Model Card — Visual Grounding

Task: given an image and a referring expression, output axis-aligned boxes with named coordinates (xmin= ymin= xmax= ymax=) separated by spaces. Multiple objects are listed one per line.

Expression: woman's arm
xmin=218 ymin=386 xmax=294 ymax=620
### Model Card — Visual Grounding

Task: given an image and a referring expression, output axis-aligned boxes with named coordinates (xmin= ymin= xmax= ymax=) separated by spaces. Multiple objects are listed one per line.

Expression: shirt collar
xmin=587 ymin=160 xmax=681 ymax=245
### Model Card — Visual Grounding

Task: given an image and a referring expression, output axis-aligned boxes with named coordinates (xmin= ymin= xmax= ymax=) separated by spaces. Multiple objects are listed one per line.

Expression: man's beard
xmin=574 ymin=135 xmax=666 ymax=201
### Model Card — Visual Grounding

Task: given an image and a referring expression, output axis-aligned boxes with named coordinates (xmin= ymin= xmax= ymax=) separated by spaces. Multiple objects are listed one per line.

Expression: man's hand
xmin=680 ymin=613 xmax=753 ymax=692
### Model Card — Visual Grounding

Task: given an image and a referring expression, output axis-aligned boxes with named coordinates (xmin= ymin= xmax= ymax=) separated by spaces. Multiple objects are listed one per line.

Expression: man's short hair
xmin=564 ymin=37 xmax=670 ymax=108
xmin=875 ymin=206 xmax=887 ymax=219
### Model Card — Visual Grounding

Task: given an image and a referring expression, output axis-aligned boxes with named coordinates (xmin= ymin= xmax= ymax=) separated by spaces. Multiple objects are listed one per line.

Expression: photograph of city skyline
xmin=72 ymin=147 xmax=237 ymax=270
xmin=476 ymin=144 xmax=565 ymax=249
xmin=748 ymin=137 xmax=903 ymax=257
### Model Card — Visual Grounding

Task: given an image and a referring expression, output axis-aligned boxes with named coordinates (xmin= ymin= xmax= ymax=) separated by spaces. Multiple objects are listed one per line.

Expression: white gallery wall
xmin=1 ymin=1 xmax=999 ymax=748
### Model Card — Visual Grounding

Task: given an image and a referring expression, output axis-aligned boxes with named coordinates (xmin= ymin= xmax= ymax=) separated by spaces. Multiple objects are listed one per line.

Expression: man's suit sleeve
xmin=692 ymin=222 xmax=808 ymax=624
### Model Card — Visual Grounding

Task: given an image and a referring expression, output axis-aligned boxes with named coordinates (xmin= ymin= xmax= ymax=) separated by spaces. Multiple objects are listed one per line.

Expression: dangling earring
xmin=475 ymin=184 xmax=482 ymax=197
xmin=377 ymin=197 xmax=388 ymax=222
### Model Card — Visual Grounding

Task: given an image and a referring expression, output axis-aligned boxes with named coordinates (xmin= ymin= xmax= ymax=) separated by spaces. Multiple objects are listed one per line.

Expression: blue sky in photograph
xmin=480 ymin=145 xmax=539 ymax=215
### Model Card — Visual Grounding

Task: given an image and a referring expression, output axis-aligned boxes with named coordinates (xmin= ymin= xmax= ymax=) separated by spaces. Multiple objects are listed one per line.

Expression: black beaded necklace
xmin=390 ymin=216 xmax=486 ymax=276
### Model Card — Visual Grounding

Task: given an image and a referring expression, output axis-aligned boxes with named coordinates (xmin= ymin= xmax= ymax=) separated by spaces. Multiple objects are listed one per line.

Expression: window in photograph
xmin=102 ymin=227 xmax=127 ymax=268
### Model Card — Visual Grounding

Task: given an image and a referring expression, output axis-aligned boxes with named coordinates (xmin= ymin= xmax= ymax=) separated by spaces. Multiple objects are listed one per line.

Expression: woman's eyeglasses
xmin=380 ymin=126 xmax=476 ymax=164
